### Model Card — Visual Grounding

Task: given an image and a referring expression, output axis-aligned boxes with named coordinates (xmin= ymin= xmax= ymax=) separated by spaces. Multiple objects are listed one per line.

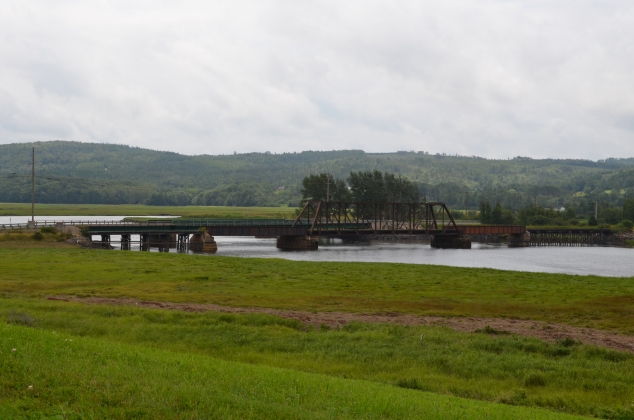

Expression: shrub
xmin=618 ymin=220 xmax=633 ymax=230
xmin=6 ymin=310 xmax=36 ymax=327
xmin=557 ymin=337 xmax=579 ymax=347
xmin=32 ymin=232 xmax=43 ymax=241
xmin=524 ymin=372 xmax=547 ymax=387
xmin=395 ymin=378 xmax=422 ymax=390
xmin=40 ymin=226 xmax=57 ymax=234
xmin=528 ymin=215 xmax=550 ymax=226
xmin=475 ymin=325 xmax=510 ymax=335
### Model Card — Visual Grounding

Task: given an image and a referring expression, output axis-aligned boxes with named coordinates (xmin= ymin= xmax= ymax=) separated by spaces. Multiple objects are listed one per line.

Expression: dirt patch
xmin=48 ymin=295 xmax=634 ymax=354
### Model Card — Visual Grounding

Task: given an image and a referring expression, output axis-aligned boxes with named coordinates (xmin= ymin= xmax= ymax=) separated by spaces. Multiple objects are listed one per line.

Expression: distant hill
xmin=1 ymin=141 xmax=634 ymax=214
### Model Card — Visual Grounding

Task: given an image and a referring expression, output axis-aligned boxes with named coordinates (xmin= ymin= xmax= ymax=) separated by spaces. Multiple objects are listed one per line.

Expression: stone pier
xmin=276 ymin=235 xmax=318 ymax=250
xmin=508 ymin=232 xmax=531 ymax=247
xmin=430 ymin=234 xmax=472 ymax=249
xmin=190 ymin=231 xmax=218 ymax=253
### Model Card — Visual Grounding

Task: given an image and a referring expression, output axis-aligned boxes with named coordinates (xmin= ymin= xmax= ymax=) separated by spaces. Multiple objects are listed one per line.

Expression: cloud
xmin=0 ymin=0 xmax=633 ymax=159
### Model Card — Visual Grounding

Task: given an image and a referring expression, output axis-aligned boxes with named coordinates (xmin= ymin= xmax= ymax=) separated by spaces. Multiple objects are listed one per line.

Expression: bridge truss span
xmin=292 ymin=201 xmax=460 ymax=236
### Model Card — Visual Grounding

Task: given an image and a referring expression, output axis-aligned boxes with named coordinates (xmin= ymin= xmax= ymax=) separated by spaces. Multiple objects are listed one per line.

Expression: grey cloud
xmin=0 ymin=0 xmax=633 ymax=159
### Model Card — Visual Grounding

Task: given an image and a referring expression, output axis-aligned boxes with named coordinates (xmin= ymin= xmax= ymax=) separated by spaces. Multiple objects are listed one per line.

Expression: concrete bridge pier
xmin=100 ymin=234 xmax=111 ymax=244
xmin=190 ymin=231 xmax=218 ymax=253
xmin=430 ymin=234 xmax=472 ymax=249
xmin=508 ymin=233 xmax=530 ymax=247
xmin=276 ymin=235 xmax=319 ymax=250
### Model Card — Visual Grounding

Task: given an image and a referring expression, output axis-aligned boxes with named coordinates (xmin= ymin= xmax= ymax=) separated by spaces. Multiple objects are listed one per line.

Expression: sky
xmin=0 ymin=1 xmax=633 ymax=159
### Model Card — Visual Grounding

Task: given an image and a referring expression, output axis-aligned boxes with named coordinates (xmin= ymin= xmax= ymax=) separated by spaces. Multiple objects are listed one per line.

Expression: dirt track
xmin=48 ymin=295 xmax=634 ymax=354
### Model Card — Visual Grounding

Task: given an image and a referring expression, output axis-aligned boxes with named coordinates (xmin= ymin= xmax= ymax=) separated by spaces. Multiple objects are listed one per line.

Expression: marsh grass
xmin=1 ymin=298 xmax=633 ymax=418
xmin=2 ymin=246 xmax=634 ymax=417
xmin=1 ymin=247 xmax=634 ymax=333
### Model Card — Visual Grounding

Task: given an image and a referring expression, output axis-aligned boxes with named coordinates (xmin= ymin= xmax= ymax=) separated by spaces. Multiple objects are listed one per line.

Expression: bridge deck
xmin=84 ymin=220 xmax=528 ymax=237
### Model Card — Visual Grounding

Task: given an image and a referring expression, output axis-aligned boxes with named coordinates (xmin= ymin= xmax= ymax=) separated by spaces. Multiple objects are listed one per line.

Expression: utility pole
xmin=31 ymin=147 xmax=35 ymax=223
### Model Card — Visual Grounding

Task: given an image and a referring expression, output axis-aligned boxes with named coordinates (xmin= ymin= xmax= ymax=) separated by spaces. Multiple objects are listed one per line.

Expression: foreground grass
xmin=0 ymin=203 xmax=296 ymax=218
xmin=0 ymin=324 xmax=587 ymax=420
xmin=1 ymin=247 xmax=633 ymax=333
xmin=2 ymin=298 xmax=633 ymax=417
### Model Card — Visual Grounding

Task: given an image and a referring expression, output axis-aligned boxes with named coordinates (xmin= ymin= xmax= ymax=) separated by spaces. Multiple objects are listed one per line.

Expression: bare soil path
xmin=48 ymin=295 xmax=634 ymax=354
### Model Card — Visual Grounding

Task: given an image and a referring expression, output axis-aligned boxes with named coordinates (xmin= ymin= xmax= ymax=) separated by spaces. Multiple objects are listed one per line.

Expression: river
xmin=1 ymin=215 xmax=633 ymax=277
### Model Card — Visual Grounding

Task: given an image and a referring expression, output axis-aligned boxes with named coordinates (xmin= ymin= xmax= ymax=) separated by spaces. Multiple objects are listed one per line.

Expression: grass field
xmin=2 ymin=244 xmax=634 ymax=417
xmin=0 ymin=202 xmax=297 ymax=218
xmin=1 ymin=297 xmax=633 ymax=418
xmin=0 ymin=324 xmax=588 ymax=420
xmin=1 ymin=245 xmax=633 ymax=333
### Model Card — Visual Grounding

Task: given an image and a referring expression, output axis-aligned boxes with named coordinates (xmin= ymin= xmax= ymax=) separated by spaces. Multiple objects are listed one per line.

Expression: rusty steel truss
xmin=292 ymin=201 xmax=460 ymax=235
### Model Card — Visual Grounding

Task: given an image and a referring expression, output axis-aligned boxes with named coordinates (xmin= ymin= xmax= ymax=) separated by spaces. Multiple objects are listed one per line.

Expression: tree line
xmin=4 ymin=141 xmax=634 ymax=219
xmin=301 ymin=170 xmax=420 ymax=203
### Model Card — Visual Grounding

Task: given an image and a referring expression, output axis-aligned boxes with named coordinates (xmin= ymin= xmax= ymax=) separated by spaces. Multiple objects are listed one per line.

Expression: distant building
xmin=276 ymin=186 xmax=285 ymax=191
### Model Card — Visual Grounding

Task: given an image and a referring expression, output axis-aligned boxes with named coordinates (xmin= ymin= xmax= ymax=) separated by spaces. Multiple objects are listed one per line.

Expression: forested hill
xmin=1 ymin=141 xmax=634 ymax=213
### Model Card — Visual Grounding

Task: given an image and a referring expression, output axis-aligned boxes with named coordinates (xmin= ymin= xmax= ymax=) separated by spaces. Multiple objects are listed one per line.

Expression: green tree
xmin=347 ymin=170 xmax=418 ymax=203
xmin=588 ymin=214 xmax=598 ymax=226
xmin=300 ymin=173 xmax=349 ymax=203
xmin=623 ymin=198 xmax=634 ymax=222
xmin=491 ymin=202 xmax=503 ymax=224
xmin=479 ymin=201 xmax=492 ymax=224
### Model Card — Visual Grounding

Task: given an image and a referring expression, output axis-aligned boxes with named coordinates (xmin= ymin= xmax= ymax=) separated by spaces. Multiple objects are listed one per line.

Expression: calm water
xmin=2 ymin=215 xmax=633 ymax=278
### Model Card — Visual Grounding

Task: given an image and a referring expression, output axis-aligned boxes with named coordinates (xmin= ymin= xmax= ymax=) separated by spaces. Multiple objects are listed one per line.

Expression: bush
xmin=528 ymin=215 xmax=550 ymax=226
xmin=6 ymin=310 xmax=36 ymax=327
xmin=32 ymin=232 xmax=43 ymax=241
xmin=475 ymin=325 xmax=510 ymax=335
xmin=524 ymin=372 xmax=547 ymax=387
xmin=395 ymin=378 xmax=422 ymax=390
xmin=619 ymin=220 xmax=633 ymax=230
xmin=40 ymin=226 xmax=57 ymax=234
xmin=557 ymin=337 xmax=579 ymax=347
xmin=79 ymin=226 xmax=91 ymax=238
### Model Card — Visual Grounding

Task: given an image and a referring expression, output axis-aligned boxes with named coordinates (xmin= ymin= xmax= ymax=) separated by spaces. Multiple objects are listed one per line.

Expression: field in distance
xmin=0 ymin=202 xmax=297 ymax=218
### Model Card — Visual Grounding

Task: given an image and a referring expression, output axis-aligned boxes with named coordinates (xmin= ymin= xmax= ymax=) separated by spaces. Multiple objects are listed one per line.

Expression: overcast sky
xmin=1 ymin=1 xmax=633 ymax=159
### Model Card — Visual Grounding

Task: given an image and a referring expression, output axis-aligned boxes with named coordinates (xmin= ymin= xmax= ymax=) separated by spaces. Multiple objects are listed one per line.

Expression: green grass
xmin=1 ymin=298 xmax=633 ymax=417
xmin=0 ymin=203 xmax=296 ymax=218
xmin=0 ymin=322 xmax=590 ymax=419
xmin=2 ymin=246 xmax=634 ymax=417
xmin=1 ymin=247 xmax=634 ymax=333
